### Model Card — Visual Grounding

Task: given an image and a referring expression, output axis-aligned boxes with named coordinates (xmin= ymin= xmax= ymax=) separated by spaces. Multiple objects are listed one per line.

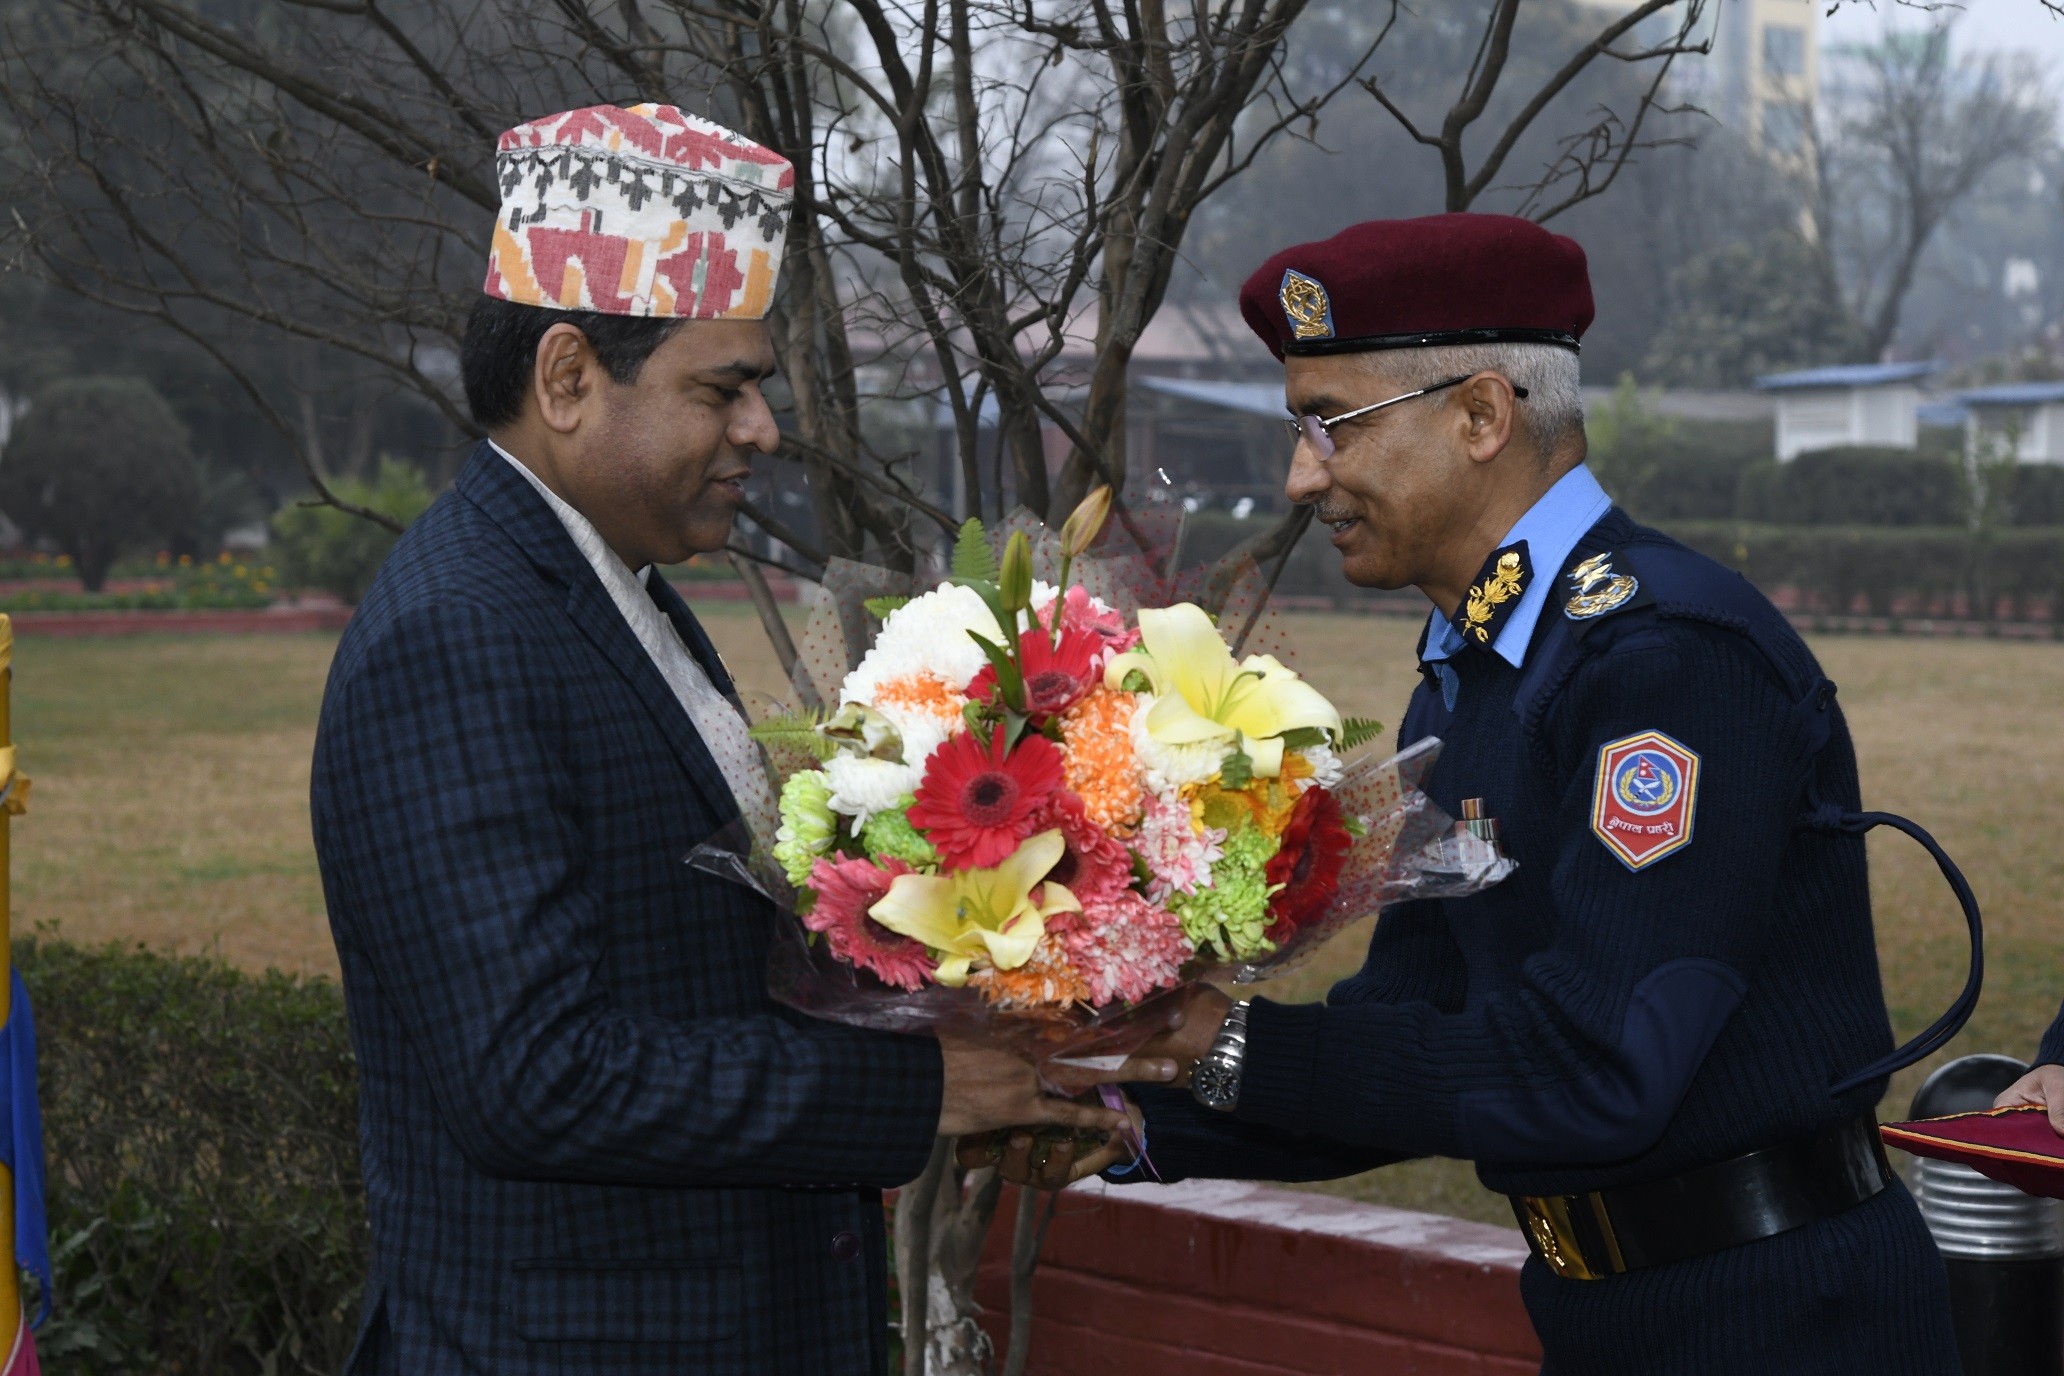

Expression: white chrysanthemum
xmin=1129 ymin=693 xmax=1229 ymax=793
xmin=1294 ymin=742 xmax=1345 ymax=791
xmin=823 ymin=754 xmax=920 ymax=832
xmin=873 ymin=701 xmax=957 ymax=774
xmin=842 ymin=583 xmax=1003 ymax=704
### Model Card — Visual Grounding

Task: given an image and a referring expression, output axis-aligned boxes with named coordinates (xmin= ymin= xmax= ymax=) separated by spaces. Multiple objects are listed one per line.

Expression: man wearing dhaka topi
xmin=308 ymin=104 xmax=1142 ymax=1375
xmin=977 ymin=215 xmax=1973 ymax=1374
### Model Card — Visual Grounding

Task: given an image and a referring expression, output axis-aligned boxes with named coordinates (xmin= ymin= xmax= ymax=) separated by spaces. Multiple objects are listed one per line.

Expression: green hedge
xmin=1174 ymin=512 xmax=2064 ymax=622
xmin=22 ymin=939 xmax=366 ymax=1375
xmin=1735 ymin=448 xmax=1967 ymax=527
xmin=1663 ymin=522 xmax=2064 ymax=621
xmin=2001 ymin=465 xmax=2064 ymax=526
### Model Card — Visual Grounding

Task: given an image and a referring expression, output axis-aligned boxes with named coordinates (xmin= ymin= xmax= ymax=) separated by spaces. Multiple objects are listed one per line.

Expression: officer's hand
xmin=1128 ymin=985 xmax=1233 ymax=1087
xmin=957 ymin=1095 xmax=1145 ymax=1190
xmin=1994 ymin=1063 xmax=2064 ymax=1136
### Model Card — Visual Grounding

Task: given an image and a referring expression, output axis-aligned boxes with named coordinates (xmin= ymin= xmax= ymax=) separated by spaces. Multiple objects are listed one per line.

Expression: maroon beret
xmin=1238 ymin=213 xmax=1593 ymax=361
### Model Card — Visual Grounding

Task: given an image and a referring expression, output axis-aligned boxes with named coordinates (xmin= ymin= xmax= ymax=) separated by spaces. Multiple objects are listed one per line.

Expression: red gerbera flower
xmin=1028 ymin=790 xmax=1133 ymax=905
xmin=968 ymin=614 xmax=1103 ymax=720
xmin=907 ymin=728 xmax=1066 ymax=870
xmin=1264 ymin=787 xmax=1353 ymax=941
xmin=803 ymin=855 xmax=935 ymax=991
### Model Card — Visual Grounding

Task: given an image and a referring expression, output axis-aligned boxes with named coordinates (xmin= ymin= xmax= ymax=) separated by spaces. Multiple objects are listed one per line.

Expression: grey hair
xmin=1370 ymin=342 xmax=1586 ymax=466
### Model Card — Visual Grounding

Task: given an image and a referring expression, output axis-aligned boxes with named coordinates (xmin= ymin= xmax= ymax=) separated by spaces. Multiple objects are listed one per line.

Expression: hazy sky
xmin=1821 ymin=0 xmax=2064 ymax=67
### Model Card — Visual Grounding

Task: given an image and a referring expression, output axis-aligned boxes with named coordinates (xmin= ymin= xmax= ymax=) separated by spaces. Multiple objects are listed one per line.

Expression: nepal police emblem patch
xmin=1591 ymin=730 xmax=1700 ymax=871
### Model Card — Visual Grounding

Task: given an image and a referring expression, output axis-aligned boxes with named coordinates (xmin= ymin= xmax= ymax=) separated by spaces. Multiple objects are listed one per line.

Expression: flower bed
xmin=0 ymin=557 xmax=279 ymax=612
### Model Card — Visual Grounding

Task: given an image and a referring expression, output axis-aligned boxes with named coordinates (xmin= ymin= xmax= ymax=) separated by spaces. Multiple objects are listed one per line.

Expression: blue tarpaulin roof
xmin=1952 ymin=382 xmax=2064 ymax=407
xmin=1135 ymin=375 xmax=1289 ymax=419
xmin=1753 ymin=362 xmax=1938 ymax=391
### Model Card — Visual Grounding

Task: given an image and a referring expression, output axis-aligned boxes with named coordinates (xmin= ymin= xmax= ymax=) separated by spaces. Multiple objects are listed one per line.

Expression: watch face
xmin=1192 ymin=1059 xmax=1239 ymax=1111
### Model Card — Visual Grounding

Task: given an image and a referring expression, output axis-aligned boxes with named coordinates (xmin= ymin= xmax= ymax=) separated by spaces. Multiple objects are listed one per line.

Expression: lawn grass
xmin=11 ymin=607 xmax=2062 ymax=1227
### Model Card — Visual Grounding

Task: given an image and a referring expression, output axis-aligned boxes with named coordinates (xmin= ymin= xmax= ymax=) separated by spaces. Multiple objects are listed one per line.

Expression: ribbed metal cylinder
xmin=1915 ymin=1157 xmax=2064 ymax=1261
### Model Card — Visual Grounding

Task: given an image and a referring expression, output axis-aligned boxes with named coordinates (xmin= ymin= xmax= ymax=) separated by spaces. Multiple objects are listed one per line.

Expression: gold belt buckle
xmin=1516 ymin=1192 xmax=1627 ymax=1281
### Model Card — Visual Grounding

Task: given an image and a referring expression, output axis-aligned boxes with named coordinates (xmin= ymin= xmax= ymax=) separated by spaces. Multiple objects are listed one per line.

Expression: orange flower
xmin=873 ymin=672 xmax=968 ymax=730
xmin=1061 ymin=687 xmax=1143 ymax=833
xmin=1196 ymin=752 xmax=1314 ymax=838
xmin=968 ymin=935 xmax=1091 ymax=1009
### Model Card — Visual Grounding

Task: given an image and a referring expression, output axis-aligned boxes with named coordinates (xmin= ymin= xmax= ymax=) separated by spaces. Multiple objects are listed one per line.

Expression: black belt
xmin=1510 ymin=1115 xmax=1892 ymax=1280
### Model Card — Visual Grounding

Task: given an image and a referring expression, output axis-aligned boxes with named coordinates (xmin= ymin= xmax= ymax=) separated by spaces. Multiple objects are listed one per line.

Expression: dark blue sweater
xmin=2040 ymin=1006 xmax=2064 ymax=1069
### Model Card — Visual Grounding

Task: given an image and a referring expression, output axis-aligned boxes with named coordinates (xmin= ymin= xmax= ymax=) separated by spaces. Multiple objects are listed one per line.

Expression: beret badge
xmin=1279 ymin=269 xmax=1335 ymax=342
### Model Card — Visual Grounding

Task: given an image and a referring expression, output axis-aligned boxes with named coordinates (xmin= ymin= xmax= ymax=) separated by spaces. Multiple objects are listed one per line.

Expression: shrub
xmin=1584 ymin=379 xmax=1770 ymax=521
xmin=2001 ymin=465 xmax=2064 ymax=526
xmin=0 ymin=378 xmax=201 ymax=592
xmin=270 ymin=459 xmax=437 ymax=604
xmin=21 ymin=938 xmax=366 ymax=1375
xmin=1737 ymin=448 xmax=1966 ymax=527
xmin=1662 ymin=522 xmax=2064 ymax=620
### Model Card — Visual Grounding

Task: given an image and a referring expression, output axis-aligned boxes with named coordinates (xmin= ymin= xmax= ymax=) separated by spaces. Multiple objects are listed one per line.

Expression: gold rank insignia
xmin=1565 ymin=551 xmax=1639 ymax=620
xmin=1455 ymin=541 xmax=1532 ymax=649
xmin=1279 ymin=268 xmax=1335 ymax=341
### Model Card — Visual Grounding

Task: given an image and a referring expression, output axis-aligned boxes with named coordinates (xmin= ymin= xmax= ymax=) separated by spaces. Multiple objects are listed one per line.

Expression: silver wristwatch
xmin=1190 ymin=999 xmax=1253 ymax=1112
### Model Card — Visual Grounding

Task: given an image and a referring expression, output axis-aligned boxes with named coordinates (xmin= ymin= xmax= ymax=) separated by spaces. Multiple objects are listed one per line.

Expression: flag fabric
xmin=0 ymin=973 xmax=48 ymax=1327
xmin=1881 ymin=1103 xmax=2064 ymax=1199
xmin=0 ymin=1303 xmax=38 ymax=1376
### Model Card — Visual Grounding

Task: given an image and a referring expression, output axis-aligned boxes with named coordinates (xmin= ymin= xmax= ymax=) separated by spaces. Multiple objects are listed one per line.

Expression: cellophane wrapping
xmin=688 ymin=504 xmax=1512 ymax=1075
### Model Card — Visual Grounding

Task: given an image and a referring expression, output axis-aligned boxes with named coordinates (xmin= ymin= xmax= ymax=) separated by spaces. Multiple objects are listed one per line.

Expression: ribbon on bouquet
xmin=1098 ymin=1085 xmax=1160 ymax=1182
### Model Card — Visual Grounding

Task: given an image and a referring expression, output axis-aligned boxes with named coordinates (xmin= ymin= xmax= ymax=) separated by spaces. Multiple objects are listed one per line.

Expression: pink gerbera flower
xmin=1029 ymin=790 xmax=1133 ymax=906
xmin=1043 ymin=585 xmax=1140 ymax=657
xmin=804 ymin=854 xmax=935 ymax=991
xmin=907 ymin=728 xmax=1065 ymax=870
xmin=1049 ymin=891 xmax=1193 ymax=1006
xmin=968 ymin=615 xmax=1104 ymax=720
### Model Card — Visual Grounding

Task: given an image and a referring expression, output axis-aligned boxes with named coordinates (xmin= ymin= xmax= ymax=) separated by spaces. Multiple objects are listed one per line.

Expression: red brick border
xmin=975 ymin=1181 xmax=1541 ymax=1374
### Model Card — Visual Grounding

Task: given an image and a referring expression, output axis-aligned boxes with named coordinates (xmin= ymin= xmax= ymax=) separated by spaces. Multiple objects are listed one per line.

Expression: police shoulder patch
xmin=1591 ymin=730 xmax=1699 ymax=871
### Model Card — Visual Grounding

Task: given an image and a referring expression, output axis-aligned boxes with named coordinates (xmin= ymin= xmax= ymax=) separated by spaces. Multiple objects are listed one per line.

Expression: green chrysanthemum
xmin=1169 ymin=821 xmax=1283 ymax=961
xmin=860 ymin=799 xmax=938 ymax=869
xmin=773 ymin=770 xmax=837 ymax=887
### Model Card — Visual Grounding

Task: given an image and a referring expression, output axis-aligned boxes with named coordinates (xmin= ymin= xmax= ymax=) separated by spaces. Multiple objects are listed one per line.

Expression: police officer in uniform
xmin=971 ymin=215 xmax=1976 ymax=1374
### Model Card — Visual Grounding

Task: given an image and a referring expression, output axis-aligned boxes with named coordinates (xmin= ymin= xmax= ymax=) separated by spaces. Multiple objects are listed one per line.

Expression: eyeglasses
xmin=1283 ymin=374 xmax=1528 ymax=461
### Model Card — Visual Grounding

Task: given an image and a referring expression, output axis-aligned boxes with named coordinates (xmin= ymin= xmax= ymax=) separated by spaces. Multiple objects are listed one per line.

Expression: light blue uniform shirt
xmin=1422 ymin=464 xmax=1613 ymax=706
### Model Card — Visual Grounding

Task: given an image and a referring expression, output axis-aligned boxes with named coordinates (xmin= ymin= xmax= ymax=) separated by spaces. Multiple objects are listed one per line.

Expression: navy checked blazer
xmin=310 ymin=445 xmax=943 ymax=1375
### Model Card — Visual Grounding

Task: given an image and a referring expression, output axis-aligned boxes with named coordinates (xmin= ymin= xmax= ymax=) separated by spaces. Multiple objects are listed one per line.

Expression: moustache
xmin=1311 ymin=502 xmax=1359 ymax=525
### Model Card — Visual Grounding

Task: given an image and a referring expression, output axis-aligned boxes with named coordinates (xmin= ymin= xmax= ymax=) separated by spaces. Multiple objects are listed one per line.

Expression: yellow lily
xmin=867 ymin=830 xmax=1080 ymax=987
xmin=1105 ymin=603 xmax=1341 ymax=777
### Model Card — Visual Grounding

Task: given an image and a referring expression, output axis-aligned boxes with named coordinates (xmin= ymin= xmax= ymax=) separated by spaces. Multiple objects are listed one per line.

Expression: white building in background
xmin=1754 ymin=362 xmax=1937 ymax=461
xmin=1954 ymin=382 xmax=2064 ymax=464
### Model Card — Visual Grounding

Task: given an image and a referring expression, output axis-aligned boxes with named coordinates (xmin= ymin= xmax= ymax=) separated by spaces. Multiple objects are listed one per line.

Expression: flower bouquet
xmin=690 ymin=491 xmax=1511 ymax=1073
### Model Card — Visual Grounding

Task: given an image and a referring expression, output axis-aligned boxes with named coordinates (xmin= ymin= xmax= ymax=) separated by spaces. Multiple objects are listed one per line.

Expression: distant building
xmin=1642 ymin=0 xmax=1819 ymax=160
xmin=1953 ymin=382 xmax=2064 ymax=464
xmin=1754 ymin=362 xmax=1937 ymax=460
